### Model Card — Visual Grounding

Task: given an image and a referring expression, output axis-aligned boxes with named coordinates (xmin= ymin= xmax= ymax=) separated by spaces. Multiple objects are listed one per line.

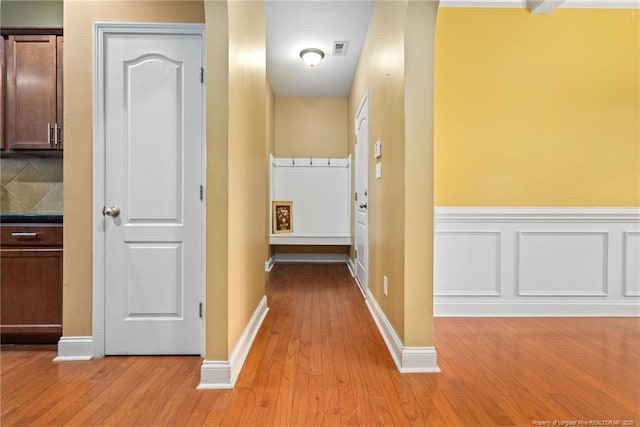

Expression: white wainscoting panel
xmin=624 ymin=232 xmax=640 ymax=296
xmin=435 ymin=207 xmax=640 ymax=317
xmin=434 ymin=231 xmax=501 ymax=296
xmin=517 ymin=231 xmax=608 ymax=296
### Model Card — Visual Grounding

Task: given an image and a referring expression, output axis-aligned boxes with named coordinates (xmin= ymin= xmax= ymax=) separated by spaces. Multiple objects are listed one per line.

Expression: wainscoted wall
xmin=434 ymin=207 xmax=640 ymax=316
xmin=0 ymin=157 xmax=63 ymax=214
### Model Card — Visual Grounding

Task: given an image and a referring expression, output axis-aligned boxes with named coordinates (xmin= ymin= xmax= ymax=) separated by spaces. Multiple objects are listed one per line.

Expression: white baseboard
xmin=347 ymin=258 xmax=356 ymax=277
xmin=198 ymin=360 xmax=233 ymax=389
xmin=198 ymin=295 xmax=269 ymax=389
xmin=265 ymin=255 xmax=276 ymax=272
xmin=435 ymin=207 xmax=640 ymax=317
xmin=265 ymin=253 xmax=351 ymax=272
xmin=365 ymin=288 xmax=440 ymax=373
xmin=273 ymin=253 xmax=348 ymax=264
xmin=54 ymin=336 xmax=94 ymax=361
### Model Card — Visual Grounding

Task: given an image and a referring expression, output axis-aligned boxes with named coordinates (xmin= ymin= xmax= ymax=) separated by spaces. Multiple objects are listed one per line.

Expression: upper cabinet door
xmin=6 ymin=35 xmax=59 ymax=150
xmin=56 ymin=36 xmax=63 ymax=150
xmin=1 ymin=37 xmax=5 ymax=150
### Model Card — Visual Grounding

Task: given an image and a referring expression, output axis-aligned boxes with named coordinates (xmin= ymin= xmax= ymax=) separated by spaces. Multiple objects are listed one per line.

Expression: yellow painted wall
xmin=226 ymin=0 xmax=267 ymax=355
xmin=275 ymin=97 xmax=348 ymax=158
xmin=63 ymin=0 xmax=205 ymax=337
xmin=435 ymin=8 xmax=640 ymax=207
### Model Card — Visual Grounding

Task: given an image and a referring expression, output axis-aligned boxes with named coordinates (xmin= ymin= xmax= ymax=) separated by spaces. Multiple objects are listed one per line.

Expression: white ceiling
xmin=265 ymin=1 xmax=375 ymax=97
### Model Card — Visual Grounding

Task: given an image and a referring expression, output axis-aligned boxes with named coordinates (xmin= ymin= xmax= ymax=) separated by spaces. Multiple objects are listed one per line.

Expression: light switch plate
xmin=375 ymin=162 xmax=382 ymax=179
xmin=374 ymin=140 xmax=382 ymax=158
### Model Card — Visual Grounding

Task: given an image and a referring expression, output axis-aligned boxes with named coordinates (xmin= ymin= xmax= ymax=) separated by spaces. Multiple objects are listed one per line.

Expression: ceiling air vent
xmin=332 ymin=41 xmax=349 ymax=56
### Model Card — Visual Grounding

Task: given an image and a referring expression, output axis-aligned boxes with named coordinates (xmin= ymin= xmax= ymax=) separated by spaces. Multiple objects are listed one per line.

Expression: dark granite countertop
xmin=0 ymin=214 xmax=63 ymax=223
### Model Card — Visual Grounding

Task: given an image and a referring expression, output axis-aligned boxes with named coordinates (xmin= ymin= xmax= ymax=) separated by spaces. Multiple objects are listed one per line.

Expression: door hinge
xmin=199 ymin=302 xmax=203 ymax=318
xmin=200 ymin=185 xmax=203 ymax=201
xmin=355 ymin=192 xmax=358 ymax=202
xmin=355 ymin=249 xmax=358 ymax=259
xmin=200 ymin=67 xmax=204 ymax=83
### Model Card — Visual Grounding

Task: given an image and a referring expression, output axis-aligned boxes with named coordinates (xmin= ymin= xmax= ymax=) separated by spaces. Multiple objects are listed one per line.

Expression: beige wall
xmin=203 ymin=0 xmax=230 ymax=360
xmin=275 ymin=97 xmax=348 ymax=158
xmin=349 ymin=0 xmax=407 ymax=342
xmin=225 ymin=0 xmax=267 ymax=355
xmin=63 ymin=0 xmax=205 ymax=337
xmin=265 ymin=84 xmax=275 ymax=262
xmin=348 ymin=0 xmax=437 ymax=347
xmin=403 ymin=0 xmax=437 ymax=347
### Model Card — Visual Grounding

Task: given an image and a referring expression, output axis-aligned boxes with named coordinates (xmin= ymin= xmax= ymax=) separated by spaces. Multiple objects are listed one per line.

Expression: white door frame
xmin=354 ymin=90 xmax=369 ymax=292
xmin=92 ymin=22 xmax=207 ymax=358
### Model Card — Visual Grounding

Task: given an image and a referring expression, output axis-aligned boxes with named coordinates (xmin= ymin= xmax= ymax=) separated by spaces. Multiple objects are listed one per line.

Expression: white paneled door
xmin=102 ymin=27 xmax=204 ymax=355
xmin=354 ymin=93 xmax=369 ymax=292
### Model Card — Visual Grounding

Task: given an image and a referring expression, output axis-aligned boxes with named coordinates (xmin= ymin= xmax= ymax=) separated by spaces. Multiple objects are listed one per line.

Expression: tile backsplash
xmin=1 ymin=157 xmax=63 ymax=214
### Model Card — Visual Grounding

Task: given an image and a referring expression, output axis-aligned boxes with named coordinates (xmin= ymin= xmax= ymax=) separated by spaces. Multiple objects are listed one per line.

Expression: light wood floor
xmin=2 ymin=264 xmax=639 ymax=426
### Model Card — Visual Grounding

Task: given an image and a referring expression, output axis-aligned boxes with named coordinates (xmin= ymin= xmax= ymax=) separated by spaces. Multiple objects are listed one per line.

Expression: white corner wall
xmin=434 ymin=207 xmax=640 ymax=316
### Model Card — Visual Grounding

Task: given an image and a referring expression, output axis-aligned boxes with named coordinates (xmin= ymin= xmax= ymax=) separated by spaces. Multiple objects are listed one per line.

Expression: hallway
xmin=2 ymin=264 xmax=639 ymax=425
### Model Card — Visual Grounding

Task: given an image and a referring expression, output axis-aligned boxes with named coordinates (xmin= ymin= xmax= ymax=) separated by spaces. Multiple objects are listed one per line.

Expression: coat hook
xmin=292 ymin=158 xmax=295 ymax=166
xmin=310 ymin=157 xmax=313 ymax=166
xmin=328 ymin=157 xmax=331 ymax=166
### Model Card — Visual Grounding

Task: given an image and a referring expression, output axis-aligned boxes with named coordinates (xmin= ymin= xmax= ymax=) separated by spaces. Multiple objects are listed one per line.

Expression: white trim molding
xmin=265 ymin=253 xmax=352 ymax=271
xmin=436 ymin=207 xmax=640 ymax=223
xmin=365 ymin=289 xmax=440 ymax=373
xmin=435 ymin=207 xmax=640 ymax=317
xmin=265 ymin=255 xmax=276 ymax=272
xmin=623 ymin=231 xmax=640 ymax=296
xmin=54 ymin=336 xmax=94 ymax=362
xmin=347 ymin=257 xmax=356 ymax=277
xmin=198 ymin=295 xmax=269 ymax=389
xmin=439 ymin=0 xmax=639 ymax=8
xmin=273 ymin=253 xmax=348 ymax=264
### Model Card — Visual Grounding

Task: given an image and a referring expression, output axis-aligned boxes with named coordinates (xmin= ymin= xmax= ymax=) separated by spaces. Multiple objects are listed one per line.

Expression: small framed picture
xmin=272 ymin=201 xmax=293 ymax=234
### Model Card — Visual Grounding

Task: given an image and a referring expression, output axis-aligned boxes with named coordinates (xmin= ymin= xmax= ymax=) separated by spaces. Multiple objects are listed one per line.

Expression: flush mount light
xmin=299 ymin=48 xmax=325 ymax=68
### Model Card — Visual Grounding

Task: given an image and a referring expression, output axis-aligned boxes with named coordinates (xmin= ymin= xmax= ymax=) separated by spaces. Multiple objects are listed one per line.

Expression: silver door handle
xmin=103 ymin=206 xmax=121 ymax=218
xmin=54 ymin=123 xmax=59 ymax=147
xmin=359 ymin=203 xmax=367 ymax=209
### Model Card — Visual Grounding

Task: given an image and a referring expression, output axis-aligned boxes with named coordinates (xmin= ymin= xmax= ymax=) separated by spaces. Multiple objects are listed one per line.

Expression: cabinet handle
xmin=56 ymin=125 xmax=62 ymax=147
xmin=11 ymin=232 xmax=39 ymax=239
xmin=54 ymin=124 xmax=59 ymax=147
xmin=47 ymin=123 xmax=53 ymax=146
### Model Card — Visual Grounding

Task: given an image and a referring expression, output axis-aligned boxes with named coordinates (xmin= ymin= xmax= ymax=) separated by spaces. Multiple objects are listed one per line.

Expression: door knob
xmin=103 ymin=206 xmax=121 ymax=218
xmin=359 ymin=203 xmax=368 ymax=210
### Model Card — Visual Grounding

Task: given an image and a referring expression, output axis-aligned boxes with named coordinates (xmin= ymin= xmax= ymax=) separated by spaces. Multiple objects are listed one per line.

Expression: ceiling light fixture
xmin=299 ymin=48 xmax=324 ymax=68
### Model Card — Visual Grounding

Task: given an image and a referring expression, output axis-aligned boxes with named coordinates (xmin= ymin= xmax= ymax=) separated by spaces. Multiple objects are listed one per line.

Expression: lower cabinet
xmin=1 ymin=224 xmax=62 ymax=344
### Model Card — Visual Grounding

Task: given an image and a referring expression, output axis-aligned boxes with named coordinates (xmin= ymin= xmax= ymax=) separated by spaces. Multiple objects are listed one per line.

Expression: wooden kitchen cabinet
xmin=4 ymin=34 xmax=63 ymax=150
xmin=1 ymin=224 xmax=63 ymax=344
xmin=1 ymin=36 xmax=5 ymax=149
